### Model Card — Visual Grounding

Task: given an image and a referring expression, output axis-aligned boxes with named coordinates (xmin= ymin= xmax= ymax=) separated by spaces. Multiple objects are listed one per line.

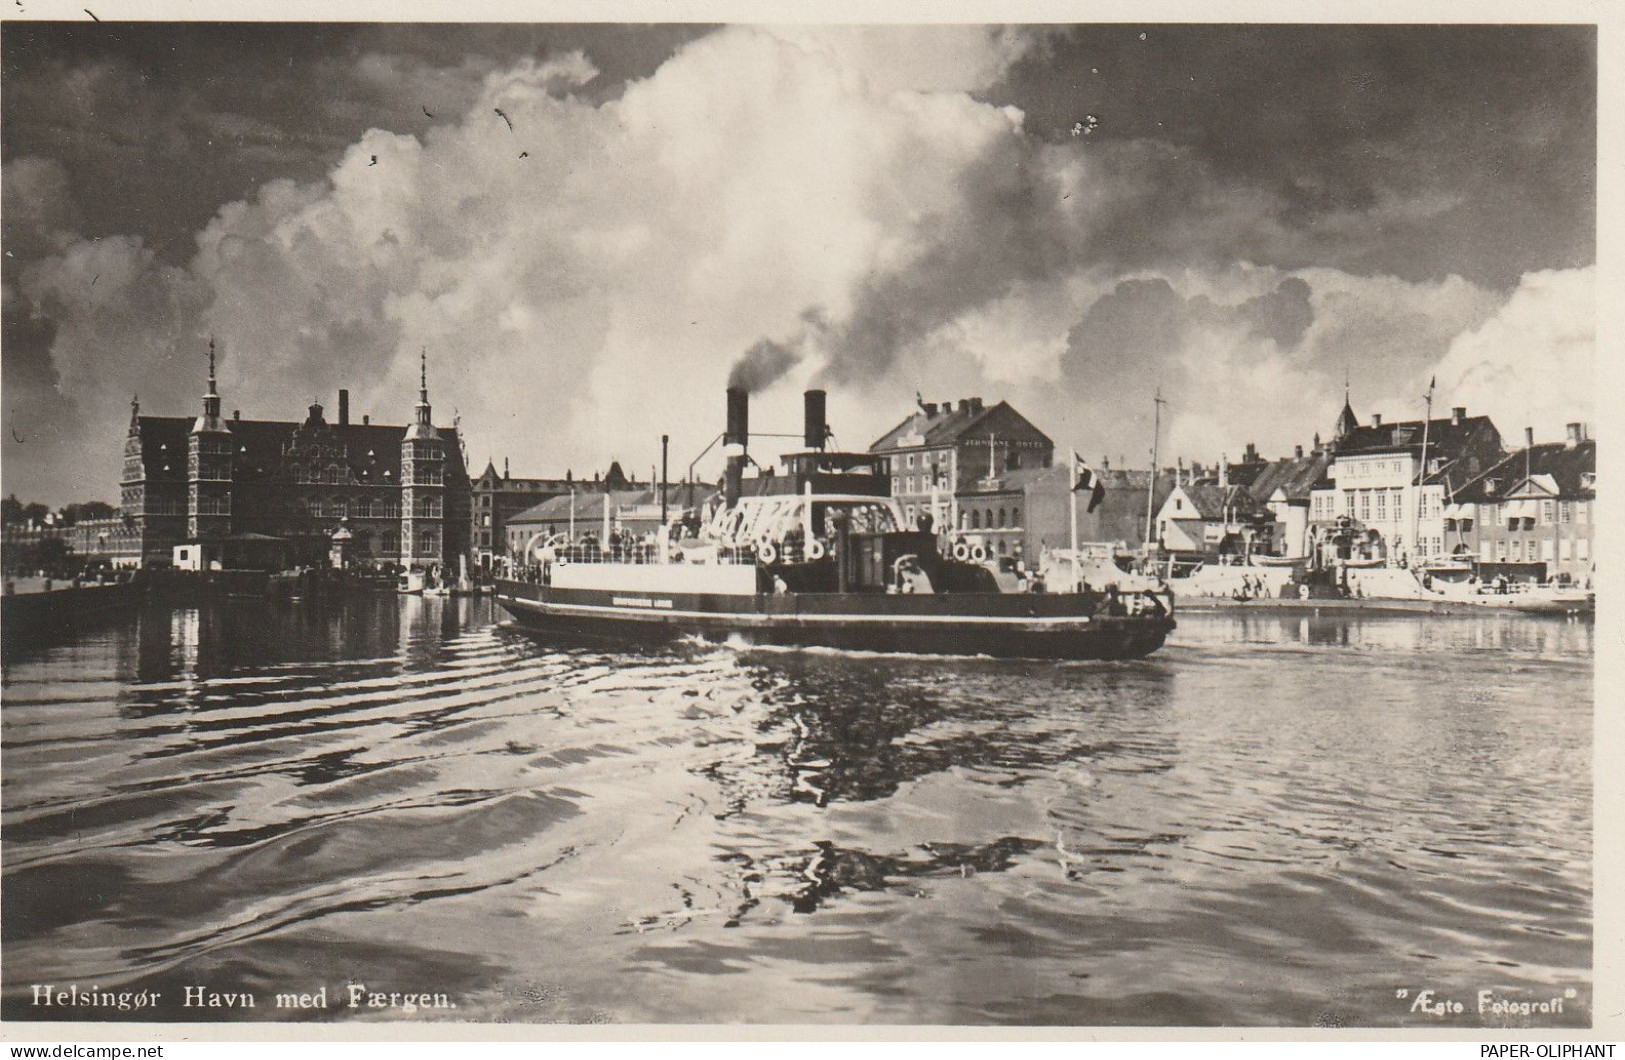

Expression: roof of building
xmin=870 ymin=399 xmax=1052 ymax=453
xmin=1454 ymin=439 xmax=1596 ymax=502
xmin=1246 ymin=453 xmax=1333 ymax=503
xmin=507 ymin=484 xmax=705 ymax=525
xmin=133 ymin=413 xmax=468 ymax=489
xmin=1333 ymin=413 xmax=1498 ymax=456
xmin=1170 ymin=483 xmax=1270 ymax=520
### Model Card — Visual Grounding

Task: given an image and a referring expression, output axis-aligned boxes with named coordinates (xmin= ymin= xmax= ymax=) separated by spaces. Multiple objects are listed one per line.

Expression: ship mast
xmin=1412 ymin=376 xmax=1434 ymax=565
xmin=1144 ymin=388 xmax=1165 ymax=547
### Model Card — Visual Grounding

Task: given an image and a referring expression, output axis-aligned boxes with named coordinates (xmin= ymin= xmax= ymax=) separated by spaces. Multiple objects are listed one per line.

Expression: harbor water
xmin=1 ymin=596 xmax=1593 ymax=1027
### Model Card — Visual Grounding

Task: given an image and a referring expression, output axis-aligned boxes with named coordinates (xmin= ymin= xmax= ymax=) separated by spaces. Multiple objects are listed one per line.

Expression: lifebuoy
xmin=757 ymin=541 xmax=777 ymax=564
xmin=970 ymin=544 xmax=988 ymax=563
xmin=952 ymin=541 xmax=971 ymax=561
xmin=806 ymin=539 xmax=826 ymax=561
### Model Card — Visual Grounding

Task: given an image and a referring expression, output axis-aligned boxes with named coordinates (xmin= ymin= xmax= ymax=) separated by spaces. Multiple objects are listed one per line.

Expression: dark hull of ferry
xmin=494 ymin=580 xmax=1175 ymax=660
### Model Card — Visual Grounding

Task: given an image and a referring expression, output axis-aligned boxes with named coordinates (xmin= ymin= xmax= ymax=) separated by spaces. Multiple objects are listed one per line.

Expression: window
xmin=355 ymin=498 xmax=372 ymax=518
xmin=1461 ymin=518 xmax=1473 ymax=532
xmin=1496 ymin=541 xmax=1507 ymax=561
xmin=1375 ymin=491 xmax=1386 ymax=521
xmin=997 ymin=508 xmax=1006 ymax=528
xmin=970 ymin=510 xmax=981 ymax=529
xmin=482 ymin=514 xmax=491 ymax=527
xmin=1578 ymin=537 xmax=1590 ymax=561
xmin=907 ymin=454 xmax=915 ymax=469
xmin=1560 ymin=502 xmax=1572 ymax=524
xmin=1444 ymin=518 xmax=1456 ymax=532
xmin=1359 ymin=491 xmax=1371 ymax=521
xmin=1578 ymin=501 xmax=1590 ymax=525
xmin=1541 ymin=500 xmax=1555 ymax=525
xmin=1175 ymin=497 xmax=1184 ymax=512
xmin=1542 ymin=539 xmax=1554 ymax=562
xmin=418 ymin=530 xmax=439 ymax=556
xmin=1012 ymin=506 xmax=1021 ymax=527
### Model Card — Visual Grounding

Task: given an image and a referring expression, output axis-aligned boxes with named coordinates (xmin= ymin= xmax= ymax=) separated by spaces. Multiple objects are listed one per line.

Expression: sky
xmin=0 ymin=21 xmax=1597 ymax=506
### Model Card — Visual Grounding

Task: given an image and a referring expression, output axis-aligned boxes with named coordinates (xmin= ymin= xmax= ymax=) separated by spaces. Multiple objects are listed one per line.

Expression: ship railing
xmin=545 ymin=542 xmax=765 ymax=567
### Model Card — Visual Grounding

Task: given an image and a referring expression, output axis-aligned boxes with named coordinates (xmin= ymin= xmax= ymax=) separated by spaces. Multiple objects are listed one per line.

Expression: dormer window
xmin=1581 ymin=472 xmax=1596 ymax=490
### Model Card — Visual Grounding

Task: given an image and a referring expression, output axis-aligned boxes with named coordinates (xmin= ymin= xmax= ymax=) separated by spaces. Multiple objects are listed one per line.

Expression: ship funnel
xmin=724 ymin=456 xmax=745 ymax=509
xmin=804 ymin=389 xmax=827 ymax=450
xmin=725 ymin=387 xmax=749 ymax=451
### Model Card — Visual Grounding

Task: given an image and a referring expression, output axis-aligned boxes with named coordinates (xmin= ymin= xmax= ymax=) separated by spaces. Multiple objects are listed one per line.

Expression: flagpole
xmin=1068 ymin=447 xmax=1079 ymax=554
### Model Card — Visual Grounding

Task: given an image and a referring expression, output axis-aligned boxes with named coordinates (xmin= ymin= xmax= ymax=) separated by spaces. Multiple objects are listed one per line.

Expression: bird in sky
xmin=495 ymin=108 xmax=514 ymax=132
xmin=519 ymin=151 xmax=529 ymax=159
xmin=368 ymin=155 xmax=378 ymax=166
xmin=422 ymin=104 xmax=434 ymax=119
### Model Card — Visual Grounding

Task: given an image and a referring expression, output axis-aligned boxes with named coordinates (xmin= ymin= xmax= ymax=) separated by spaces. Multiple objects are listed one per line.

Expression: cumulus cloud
xmin=1425 ymin=267 xmax=1595 ymax=443
xmin=1 ymin=25 xmax=1597 ymax=506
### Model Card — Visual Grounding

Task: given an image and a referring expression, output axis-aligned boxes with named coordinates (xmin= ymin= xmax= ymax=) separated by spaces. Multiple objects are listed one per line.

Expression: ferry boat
xmin=494 ymin=389 xmax=1176 ymax=659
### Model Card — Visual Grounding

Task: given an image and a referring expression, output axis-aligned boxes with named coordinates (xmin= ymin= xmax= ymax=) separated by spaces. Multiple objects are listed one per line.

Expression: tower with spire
xmin=188 ymin=338 xmax=235 ymax=539
xmin=1332 ymin=376 xmax=1360 ymax=450
xmin=399 ymin=349 xmax=446 ymax=570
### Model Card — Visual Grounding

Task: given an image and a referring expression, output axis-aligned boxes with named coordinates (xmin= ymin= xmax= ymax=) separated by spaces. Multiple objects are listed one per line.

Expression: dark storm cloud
xmin=0 ymin=23 xmax=716 ymax=260
xmin=988 ymin=24 xmax=1595 ymax=288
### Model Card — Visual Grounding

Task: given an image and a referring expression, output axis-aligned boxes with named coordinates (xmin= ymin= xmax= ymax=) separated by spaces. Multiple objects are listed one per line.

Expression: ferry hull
xmin=494 ymin=580 xmax=1174 ymax=660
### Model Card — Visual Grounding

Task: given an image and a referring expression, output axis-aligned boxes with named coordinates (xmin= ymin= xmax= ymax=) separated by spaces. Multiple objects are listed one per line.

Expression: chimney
xmin=969 ymin=397 xmax=984 ymax=412
xmin=339 ymin=389 xmax=350 ymax=427
xmin=1219 ymin=456 xmax=1229 ymax=488
xmin=1102 ymin=455 xmax=1110 ymax=470
xmin=958 ymin=398 xmax=970 ymax=412
xmin=922 ymin=402 xmax=937 ymax=417
xmin=804 ymin=389 xmax=827 ymax=450
xmin=1294 ymin=444 xmax=1304 ymax=459
xmin=1371 ymin=413 xmax=1382 ymax=427
xmin=1565 ymin=422 xmax=1585 ymax=447
xmin=504 ymin=457 xmax=511 ymax=480
xmin=1244 ymin=442 xmax=1258 ymax=463
xmin=1177 ymin=456 xmax=1185 ymax=485
xmin=1525 ymin=426 xmax=1535 ymax=449
xmin=1452 ymin=406 xmax=1465 ymax=426
xmin=725 ymin=387 xmax=749 ymax=450
xmin=233 ymin=410 xmax=240 ymax=422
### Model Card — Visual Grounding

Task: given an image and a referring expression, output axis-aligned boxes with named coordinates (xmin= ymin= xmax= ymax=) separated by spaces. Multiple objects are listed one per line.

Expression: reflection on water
xmin=1 ymin=598 xmax=1592 ymax=1027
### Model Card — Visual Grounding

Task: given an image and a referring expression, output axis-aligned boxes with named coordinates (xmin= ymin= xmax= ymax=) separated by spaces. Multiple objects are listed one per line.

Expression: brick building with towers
xmin=119 ymin=344 xmax=471 ymax=570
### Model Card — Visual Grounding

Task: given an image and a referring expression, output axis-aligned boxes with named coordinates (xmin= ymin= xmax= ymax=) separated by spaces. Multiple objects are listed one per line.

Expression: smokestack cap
xmin=1451 ymin=406 xmax=1466 ymax=425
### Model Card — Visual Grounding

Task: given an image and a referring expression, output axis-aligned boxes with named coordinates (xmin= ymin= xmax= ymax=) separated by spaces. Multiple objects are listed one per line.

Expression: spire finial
xmin=420 ymin=347 xmax=428 ymax=395
xmin=209 ymin=337 xmax=217 ymax=388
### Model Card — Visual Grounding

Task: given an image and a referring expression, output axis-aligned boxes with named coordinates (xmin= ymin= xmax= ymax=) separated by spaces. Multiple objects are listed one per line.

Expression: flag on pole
xmin=1072 ymin=453 xmax=1106 ymax=513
